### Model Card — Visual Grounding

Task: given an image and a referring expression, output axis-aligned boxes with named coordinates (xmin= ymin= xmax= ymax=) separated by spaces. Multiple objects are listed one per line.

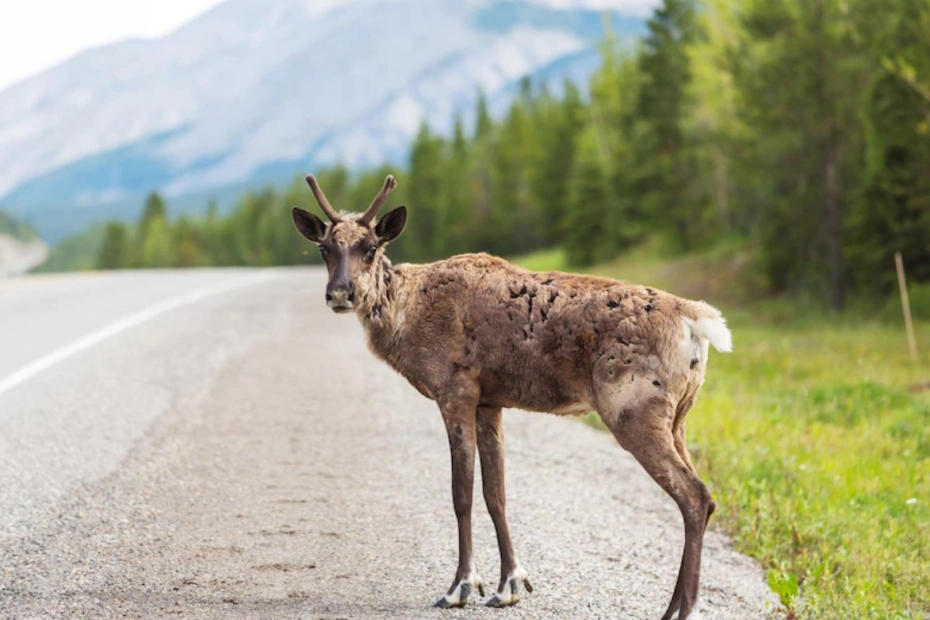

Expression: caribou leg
xmin=476 ymin=406 xmax=532 ymax=607
xmin=602 ymin=401 xmax=713 ymax=620
xmin=434 ymin=395 xmax=485 ymax=608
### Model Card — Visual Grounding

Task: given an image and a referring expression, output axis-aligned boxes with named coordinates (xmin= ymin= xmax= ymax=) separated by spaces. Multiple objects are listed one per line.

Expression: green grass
xmin=511 ymin=247 xmax=570 ymax=272
xmin=513 ymin=246 xmax=930 ymax=619
xmin=695 ymin=325 xmax=928 ymax=619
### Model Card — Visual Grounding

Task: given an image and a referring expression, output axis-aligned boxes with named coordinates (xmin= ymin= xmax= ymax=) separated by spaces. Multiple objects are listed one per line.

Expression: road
xmin=0 ymin=268 xmax=778 ymax=619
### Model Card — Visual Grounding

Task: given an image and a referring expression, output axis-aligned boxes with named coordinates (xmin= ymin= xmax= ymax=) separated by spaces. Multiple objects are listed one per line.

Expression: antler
xmin=359 ymin=175 xmax=397 ymax=225
xmin=305 ymin=174 xmax=341 ymax=222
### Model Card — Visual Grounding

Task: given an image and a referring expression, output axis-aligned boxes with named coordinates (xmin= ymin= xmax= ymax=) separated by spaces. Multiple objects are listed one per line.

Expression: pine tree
xmin=406 ymin=122 xmax=448 ymax=260
xmin=441 ymin=115 xmax=475 ymax=254
xmin=588 ymin=40 xmax=645 ymax=248
xmin=564 ymin=126 xmax=617 ymax=266
xmin=634 ymin=0 xmax=700 ymax=250
xmin=490 ymin=98 xmax=540 ymax=255
xmin=139 ymin=192 xmax=167 ymax=242
xmin=682 ymin=0 xmax=743 ymax=238
xmin=848 ymin=0 xmax=930 ymax=290
xmin=138 ymin=192 xmax=171 ymax=267
xmin=97 ymin=223 xmax=130 ymax=269
xmin=731 ymin=0 xmax=876 ymax=307
xmin=531 ymin=81 xmax=585 ymax=246
xmin=474 ymin=91 xmax=493 ymax=141
xmin=202 ymin=200 xmax=223 ymax=265
xmin=173 ymin=216 xmax=202 ymax=267
xmin=141 ymin=216 xmax=173 ymax=267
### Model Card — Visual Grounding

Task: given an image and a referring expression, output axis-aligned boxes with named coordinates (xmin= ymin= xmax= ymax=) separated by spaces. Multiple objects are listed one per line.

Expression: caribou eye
xmin=319 ymin=246 xmax=330 ymax=260
xmin=363 ymin=246 xmax=377 ymax=263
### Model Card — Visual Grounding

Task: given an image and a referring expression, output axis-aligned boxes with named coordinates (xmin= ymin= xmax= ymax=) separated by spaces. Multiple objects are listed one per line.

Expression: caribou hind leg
xmin=600 ymin=399 xmax=713 ymax=620
xmin=476 ymin=406 xmax=533 ymax=607
xmin=673 ymin=422 xmax=716 ymax=528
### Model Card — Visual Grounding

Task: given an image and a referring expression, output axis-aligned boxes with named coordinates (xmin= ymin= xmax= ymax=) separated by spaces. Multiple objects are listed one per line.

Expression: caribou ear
xmin=375 ymin=206 xmax=407 ymax=245
xmin=292 ymin=207 xmax=327 ymax=242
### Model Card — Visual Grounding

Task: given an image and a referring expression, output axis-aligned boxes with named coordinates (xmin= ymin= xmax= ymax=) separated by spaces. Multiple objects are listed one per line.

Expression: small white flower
xmin=905 ymin=498 xmax=918 ymax=506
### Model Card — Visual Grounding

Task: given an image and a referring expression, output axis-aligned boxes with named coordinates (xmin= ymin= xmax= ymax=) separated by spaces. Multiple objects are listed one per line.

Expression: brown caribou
xmin=291 ymin=174 xmax=732 ymax=620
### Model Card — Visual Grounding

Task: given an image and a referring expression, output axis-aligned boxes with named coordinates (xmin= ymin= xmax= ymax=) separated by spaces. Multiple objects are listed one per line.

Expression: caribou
xmin=291 ymin=174 xmax=732 ymax=620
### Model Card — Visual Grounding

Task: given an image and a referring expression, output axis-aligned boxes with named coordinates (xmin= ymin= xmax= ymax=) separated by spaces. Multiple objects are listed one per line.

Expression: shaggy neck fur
xmin=354 ymin=253 xmax=411 ymax=340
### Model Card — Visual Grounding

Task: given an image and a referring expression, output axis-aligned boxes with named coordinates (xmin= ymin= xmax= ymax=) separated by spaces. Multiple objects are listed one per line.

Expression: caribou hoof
xmin=434 ymin=572 xmax=485 ymax=608
xmin=485 ymin=567 xmax=533 ymax=607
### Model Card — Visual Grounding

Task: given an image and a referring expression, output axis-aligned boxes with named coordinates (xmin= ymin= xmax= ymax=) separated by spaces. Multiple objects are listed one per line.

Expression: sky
xmin=0 ymin=0 xmax=227 ymax=92
xmin=0 ymin=0 xmax=658 ymax=94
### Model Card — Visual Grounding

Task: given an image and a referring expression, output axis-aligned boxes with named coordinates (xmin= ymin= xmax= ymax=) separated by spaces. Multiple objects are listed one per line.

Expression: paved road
xmin=0 ymin=268 xmax=778 ymax=619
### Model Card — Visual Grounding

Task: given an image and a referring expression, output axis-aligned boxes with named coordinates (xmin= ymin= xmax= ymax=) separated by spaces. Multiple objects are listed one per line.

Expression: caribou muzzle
xmin=326 ymin=287 xmax=356 ymax=312
xmin=326 ymin=257 xmax=356 ymax=312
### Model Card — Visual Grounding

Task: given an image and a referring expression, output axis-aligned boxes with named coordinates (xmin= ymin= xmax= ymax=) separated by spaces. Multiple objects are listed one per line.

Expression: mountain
xmin=0 ymin=0 xmax=649 ymax=241
xmin=0 ymin=210 xmax=37 ymax=241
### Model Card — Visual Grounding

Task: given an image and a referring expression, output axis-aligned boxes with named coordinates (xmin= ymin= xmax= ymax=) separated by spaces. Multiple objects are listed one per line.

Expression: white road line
xmin=0 ymin=271 xmax=280 ymax=398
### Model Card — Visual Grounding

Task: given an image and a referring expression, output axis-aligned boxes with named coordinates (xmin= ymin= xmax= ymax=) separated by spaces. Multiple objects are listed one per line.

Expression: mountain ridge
xmin=0 ymin=0 xmax=648 ymax=241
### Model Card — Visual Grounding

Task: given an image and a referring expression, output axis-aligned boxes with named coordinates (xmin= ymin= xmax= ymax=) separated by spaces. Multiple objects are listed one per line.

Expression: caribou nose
xmin=326 ymin=284 xmax=356 ymax=311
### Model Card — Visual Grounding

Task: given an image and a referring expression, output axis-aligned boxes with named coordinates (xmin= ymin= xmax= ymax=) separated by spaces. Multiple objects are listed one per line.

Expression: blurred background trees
xmin=58 ymin=0 xmax=929 ymax=311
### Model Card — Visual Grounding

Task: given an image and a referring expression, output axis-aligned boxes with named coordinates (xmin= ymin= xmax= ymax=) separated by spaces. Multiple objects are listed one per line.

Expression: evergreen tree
xmin=531 ymin=81 xmax=585 ymax=245
xmin=589 ymin=42 xmax=645 ymax=247
xmin=848 ymin=0 xmax=930 ymax=290
xmin=97 ymin=222 xmax=130 ymax=269
xmin=406 ymin=122 xmax=448 ymax=260
xmin=441 ymin=115 xmax=475 ymax=254
xmin=490 ymin=98 xmax=540 ymax=254
xmin=141 ymin=216 xmax=173 ymax=267
xmin=474 ymin=91 xmax=493 ymax=141
xmin=564 ymin=127 xmax=617 ymax=266
xmin=682 ymin=0 xmax=743 ymax=237
xmin=172 ymin=217 xmax=201 ymax=267
xmin=469 ymin=95 xmax=497 ymax=251
xmin=202 ymin=200 xmax=225 ymax=266
xmin=139 ymin=192 xmax=167 ymax=242
xmin=138 ymin=192 xmax=172 ymax=268
xmin=731 ymin=0 xmax=875 ymax=308
xmin=634 ymin=0 xmax=700 ymax=250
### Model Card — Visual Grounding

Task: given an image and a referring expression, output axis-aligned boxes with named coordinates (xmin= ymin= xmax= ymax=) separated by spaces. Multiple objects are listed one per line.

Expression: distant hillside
xmin=0 ymin=0 xmax=647 ymax=242
xmin=0 ymin=210 xmax=47 ymax=275
xmin=0 ymin=210 xmax=37 ymax=240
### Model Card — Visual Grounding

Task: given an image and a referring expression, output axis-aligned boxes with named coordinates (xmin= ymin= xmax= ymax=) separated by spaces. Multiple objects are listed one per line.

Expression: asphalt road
xmin=0 ymin=268 xmax=778 ymax=619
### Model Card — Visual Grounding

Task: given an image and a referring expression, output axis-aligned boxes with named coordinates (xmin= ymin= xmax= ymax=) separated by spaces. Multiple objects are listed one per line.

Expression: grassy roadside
xmin=513 ymin=247 xmax=930 ymax=619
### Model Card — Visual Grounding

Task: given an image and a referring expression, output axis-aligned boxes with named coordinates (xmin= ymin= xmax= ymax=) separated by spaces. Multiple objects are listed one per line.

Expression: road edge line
xmin=0 ymin=271 xmax=280 ymax=398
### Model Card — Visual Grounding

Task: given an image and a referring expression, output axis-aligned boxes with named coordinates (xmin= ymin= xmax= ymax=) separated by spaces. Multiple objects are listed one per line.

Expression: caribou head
xmin=292 ymin=174 xmax=407 ymax=313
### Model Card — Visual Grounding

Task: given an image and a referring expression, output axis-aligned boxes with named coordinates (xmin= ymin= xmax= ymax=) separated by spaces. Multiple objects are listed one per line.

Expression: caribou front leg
xmin=476 ymin=406 xmax=533 ymax=607
xmin=434 ymin=393 xmax=485 ymax=608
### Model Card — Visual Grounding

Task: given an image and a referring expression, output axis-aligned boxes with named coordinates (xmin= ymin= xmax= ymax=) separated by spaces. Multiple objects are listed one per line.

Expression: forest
xmin=48 ymin=0 xmax=930 ymax=311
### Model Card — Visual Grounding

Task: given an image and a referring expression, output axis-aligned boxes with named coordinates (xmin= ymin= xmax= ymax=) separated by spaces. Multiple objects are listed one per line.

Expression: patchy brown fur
xmin=292 ymin=176 xmax=730 ymax=618
xmin=360 ymin=253 xmax=710 ymax=417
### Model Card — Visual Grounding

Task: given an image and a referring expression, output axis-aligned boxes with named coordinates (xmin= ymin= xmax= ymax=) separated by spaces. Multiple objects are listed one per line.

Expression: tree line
xmin=0 ymin=210 xmax=38 ymax=241
xmin=91 ymin=0 xmax=930 ymax=309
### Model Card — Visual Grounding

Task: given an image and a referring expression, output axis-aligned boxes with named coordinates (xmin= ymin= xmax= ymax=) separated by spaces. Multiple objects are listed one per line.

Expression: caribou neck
xmin=356 ymin=255 xmax=408 ymax=339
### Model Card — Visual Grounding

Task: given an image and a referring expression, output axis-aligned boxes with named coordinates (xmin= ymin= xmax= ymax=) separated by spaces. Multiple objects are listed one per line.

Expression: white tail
xmin=688 ymin=303 xmax=733 ymax=353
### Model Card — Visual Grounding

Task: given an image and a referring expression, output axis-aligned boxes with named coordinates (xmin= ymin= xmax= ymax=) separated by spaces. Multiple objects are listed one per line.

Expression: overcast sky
xmin=0 ymin=0 xmax=658 ymax=94
xmin=0 ymin=0 xmax=227 ymax=92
